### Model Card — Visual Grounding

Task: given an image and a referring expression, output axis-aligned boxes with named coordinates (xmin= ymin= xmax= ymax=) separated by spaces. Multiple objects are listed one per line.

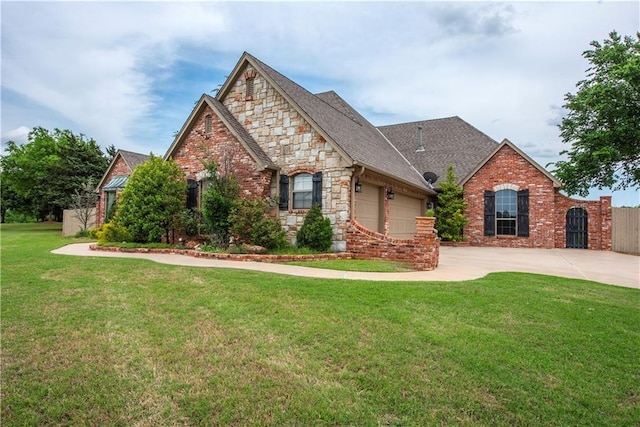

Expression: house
xmin=381 ymin=119 xmax=611 ymax=250
xmin=96 ymin=51 xmax=611 ymax=260
xmin=95 ymin=150 xmax=149 ymax=226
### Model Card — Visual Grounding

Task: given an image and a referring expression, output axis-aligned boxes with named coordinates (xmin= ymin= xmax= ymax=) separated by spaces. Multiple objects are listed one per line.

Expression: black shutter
xmin=484 ymin=190 xmax=495 ymax=236
xmin=279 ymin=175 xmax=289 ymax=210
xmin=186 ymin=179 xmax=198 ymax=209
xmin=517 ymin=189 xmax=529 ymax=237
xmin=312 ymin=172 xmax=322 ymax=207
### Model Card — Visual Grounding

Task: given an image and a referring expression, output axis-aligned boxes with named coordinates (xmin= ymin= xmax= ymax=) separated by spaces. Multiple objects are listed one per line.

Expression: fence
xmin=612 ymin=207 xmax=639 ymax=255
xmin=62 ymin=208 xmax=96 ymax=236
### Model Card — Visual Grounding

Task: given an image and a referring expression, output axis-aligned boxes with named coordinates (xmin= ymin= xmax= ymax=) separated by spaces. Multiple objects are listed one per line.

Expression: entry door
xmin=566 ymin=207 xmax=588 ymax=249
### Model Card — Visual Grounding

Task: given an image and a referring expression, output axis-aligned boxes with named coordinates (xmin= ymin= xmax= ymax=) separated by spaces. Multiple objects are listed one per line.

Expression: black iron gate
xmin=566 ymin=207 xmax=588 ymax=249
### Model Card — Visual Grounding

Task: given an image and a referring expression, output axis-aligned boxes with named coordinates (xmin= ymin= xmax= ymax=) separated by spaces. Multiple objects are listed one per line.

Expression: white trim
xmin=493 ymin=183 xmax=519 ymax=191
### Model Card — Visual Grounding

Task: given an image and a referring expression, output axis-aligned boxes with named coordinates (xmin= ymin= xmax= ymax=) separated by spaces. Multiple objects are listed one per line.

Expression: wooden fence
xmin=612 ymin=207 xmax=639 ymax=255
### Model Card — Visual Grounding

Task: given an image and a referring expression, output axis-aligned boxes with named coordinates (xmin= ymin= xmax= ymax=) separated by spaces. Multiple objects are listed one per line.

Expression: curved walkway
xmin=52 ymin=243 xmax=639 ymax=289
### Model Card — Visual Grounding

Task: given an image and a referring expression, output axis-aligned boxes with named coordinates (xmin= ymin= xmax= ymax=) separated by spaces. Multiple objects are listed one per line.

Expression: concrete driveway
xmin=52 ymin=244 xmax=639 ymax=289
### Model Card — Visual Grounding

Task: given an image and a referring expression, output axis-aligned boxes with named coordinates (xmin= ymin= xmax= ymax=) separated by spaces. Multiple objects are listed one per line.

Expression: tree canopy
xmin=1 ymin=127 xmax=108 ymax=221
xmin=552 ymin=31 xmax=640 ymax=196
xmin=435 ymin=165 xmax=468 ymax=242
xmin=116 ymin=155 xmax=186 ymax=243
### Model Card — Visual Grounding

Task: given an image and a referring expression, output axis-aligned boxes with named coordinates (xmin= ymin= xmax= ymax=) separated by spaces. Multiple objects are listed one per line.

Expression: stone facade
xmin=96 ymin=156 xmax=132 ymax=227
xmin=221 ymin=64 xmax=352 ymax=250
xmin=463 ymin=143 xmax=611 ymax=250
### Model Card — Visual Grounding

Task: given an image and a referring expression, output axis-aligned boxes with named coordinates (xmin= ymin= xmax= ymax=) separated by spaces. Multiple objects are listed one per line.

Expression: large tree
xmin=1 ymin=127 xmax=108 ymax=221
xmin=435 ymin=165 xmax=468 ymax=242
xmin=116 ymin=155 xmax=186 ymax=243
xmin=552 ymin=31 xmax=640 ymax=196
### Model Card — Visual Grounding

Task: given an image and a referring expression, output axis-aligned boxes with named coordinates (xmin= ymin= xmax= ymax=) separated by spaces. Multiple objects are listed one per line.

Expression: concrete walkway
xmin=52 ymin=243 xmax=640 ymax=289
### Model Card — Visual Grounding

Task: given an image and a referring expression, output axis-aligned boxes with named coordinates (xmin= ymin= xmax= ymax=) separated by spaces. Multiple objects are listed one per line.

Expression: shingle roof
xmin=378 ymin=117 xmax=499 ymax=189
xmin=241 ymin=54 xmax=430 ymax=191
xmin=119 ymin=150 xmax=150 ymax=170
xmin=163 ymin=94 xmax=276 ymax=171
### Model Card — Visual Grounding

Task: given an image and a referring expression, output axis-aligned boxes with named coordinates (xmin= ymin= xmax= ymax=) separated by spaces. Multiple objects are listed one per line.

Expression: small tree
xmin=435 ymin=165 xmax=468 ymax=242
xmin=296 ymin=204 xmax=333 ymax=252
xmin=200 ymin=160 xmax=240 ymax=247
xmin=70 ymin=180 xmax=99 ymax=232
xmin=117 ymin=155 xmax=186 ymax=243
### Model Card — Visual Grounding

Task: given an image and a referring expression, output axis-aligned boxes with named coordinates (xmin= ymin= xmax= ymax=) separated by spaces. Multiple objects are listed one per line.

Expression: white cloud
xmin=1 ymin=126 xmax=30 ymax=146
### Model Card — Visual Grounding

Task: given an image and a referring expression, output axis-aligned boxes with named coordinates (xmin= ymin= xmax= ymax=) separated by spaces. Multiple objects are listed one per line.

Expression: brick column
xmin=600 ymin=196 xmax=612 ymax=251
xmin=413 ymin=217 xmax=439 ymax=270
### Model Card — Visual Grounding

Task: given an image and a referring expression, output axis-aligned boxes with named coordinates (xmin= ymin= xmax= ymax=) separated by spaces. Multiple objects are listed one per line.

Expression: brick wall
xmin=221 ymin=64 xmax=352 ymax=250
xmin=96 ymin=156 xmax=132 ymax=226
xmin=463 ymin=144 xmax=556 ymax=248
xmin=553 ymin=193 xmax=612 ymax=250
xmin=463 ymin=143 xmax=612 ymax=250
xmin=169 ymin=104 xmax=273 ymax=201
xmin=346 ymin=218 xmax=439 ymax=270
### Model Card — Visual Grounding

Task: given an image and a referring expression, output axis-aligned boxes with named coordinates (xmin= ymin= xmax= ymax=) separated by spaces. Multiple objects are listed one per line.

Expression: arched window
xmin=496 ymin=189 xmax=517 ymax=235
xmin=293 ymin=173 xmax=313 ymax=209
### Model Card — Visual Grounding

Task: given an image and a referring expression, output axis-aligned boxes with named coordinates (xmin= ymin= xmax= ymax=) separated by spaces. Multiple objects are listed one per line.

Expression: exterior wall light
xmin=355 ymin=179 xmax=363 ymax=193
xmin=387 ymin=188 xmax=395 ymax=200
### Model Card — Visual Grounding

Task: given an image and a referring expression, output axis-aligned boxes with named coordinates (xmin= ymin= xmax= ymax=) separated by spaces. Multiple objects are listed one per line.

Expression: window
xmin=279 ymin=172 xmax=323 ymax=211
xmin=105 ymin=191 xmax=117 ymax=222
xmin=246 ymin=77 xmax=255 ymax=100
xmin=293 ymin=173 xmax=312 ymax=209
xmin=205 ymin=115 xmax=212 ymax=134
xmin=484 ymin=188 xmax=529 ymax=237
xmin=186 ymin=179 xmax=198 ymax=209
xmin=496 ymin=189 xmax=517 ymax=235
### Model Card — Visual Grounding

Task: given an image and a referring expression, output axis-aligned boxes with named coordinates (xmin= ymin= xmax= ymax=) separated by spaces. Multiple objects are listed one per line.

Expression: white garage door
xmin=389 ymin=193 xmax=423 ymax=238
xmin=355 ymin=183 xmax=381 ymax=233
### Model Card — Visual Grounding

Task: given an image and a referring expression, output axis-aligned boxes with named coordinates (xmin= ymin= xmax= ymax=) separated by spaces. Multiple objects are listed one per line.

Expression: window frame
xmin=292 ymin=173 xmax=313 ymax=210
xmin=495 ymin=189 xmax=517 ymax=236
xmin=205 ymin=115 xmax=212 ymax=134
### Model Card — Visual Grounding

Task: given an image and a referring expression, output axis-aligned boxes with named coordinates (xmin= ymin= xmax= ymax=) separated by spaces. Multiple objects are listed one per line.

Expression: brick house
xmin=96 ymin=52 xmax=610 ymax=257
xmin=382 ymin=119 xmax=611 ymax=250
xmin=95 ymin=150 xmax=149 ymax=226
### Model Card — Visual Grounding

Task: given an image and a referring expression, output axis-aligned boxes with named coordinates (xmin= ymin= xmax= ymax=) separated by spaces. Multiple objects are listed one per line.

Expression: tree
xmin=116 ymin=155 xmax=186 ymax=243
xmin=0 ymin=127 xmax=108 ymax=221
xmin=201 ymin=160 xmax=240 ymax=247
xmin=435 ymin=165 xmax=468 ymax=242
xmin=296 ymin=204 xmax=333 ymax=252
xmin=70 ymin=180 xmax=99 ymax=232
xmin=552 ymin=31 xmax=640 ymax=196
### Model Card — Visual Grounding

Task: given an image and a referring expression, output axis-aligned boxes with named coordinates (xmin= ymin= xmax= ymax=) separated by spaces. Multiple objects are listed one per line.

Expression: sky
xmin=1 ymin=1 xmax=639 ymax=206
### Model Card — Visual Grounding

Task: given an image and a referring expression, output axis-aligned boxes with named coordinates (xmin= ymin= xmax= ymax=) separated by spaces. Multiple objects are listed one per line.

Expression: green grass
xmin=2 ymin=223 xmax=639 ymax=426
xmin=286 ymin=259 xmax=413 ymax=272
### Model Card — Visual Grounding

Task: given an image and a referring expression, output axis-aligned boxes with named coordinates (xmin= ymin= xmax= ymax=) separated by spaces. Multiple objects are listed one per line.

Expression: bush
xmin=296 ymin=204 xmax=333 ymax=252
xmin=229 ymin=199 xmax=287 ymax=250
xmin=200 ymin=161 xmax=240 ymax=247
xmin=96 ymin=221 xmax=131 ymax=244
xmin=177 ymin=209 xmax=201 ymax=237
xmin=74 ymin=229 xmax=90 ymax=238
xmin=87 ymin=225 xmax=102 ymax=240
xmin=435 ymin=165 xmax=468 ymax=242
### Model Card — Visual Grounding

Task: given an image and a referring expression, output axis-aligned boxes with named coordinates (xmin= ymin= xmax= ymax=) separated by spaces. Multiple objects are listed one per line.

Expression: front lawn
xmin=2 ymin=223 xmax=639 ymax=425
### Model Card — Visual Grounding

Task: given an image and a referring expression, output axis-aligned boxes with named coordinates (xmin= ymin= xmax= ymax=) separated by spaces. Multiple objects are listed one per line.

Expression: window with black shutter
xmin=517 ymin=189 xmax=529 ymax=237
xmin=279 ymin=175 xmax=289 ymax=210
xmin=484 ymin=190 xmax=496 ymax=236
xmin=312 ymin=172 xmax=322 ymax=208
xmin=186 ymin=179 xmax=198 ymax=209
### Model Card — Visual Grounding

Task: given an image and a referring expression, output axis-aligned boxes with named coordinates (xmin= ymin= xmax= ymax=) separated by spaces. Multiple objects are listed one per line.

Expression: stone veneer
xmin=96 ymin=156 xmax=132 ymax=226
xmin=463 ymin=144 xmax=611 ymax=249
xmin=221 ymin=64 xmax=352 ymax=251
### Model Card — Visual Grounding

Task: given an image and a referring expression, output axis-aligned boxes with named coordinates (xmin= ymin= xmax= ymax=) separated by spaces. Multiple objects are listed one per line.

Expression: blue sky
xmin=1 ymin=1 xmax=638 ymax=206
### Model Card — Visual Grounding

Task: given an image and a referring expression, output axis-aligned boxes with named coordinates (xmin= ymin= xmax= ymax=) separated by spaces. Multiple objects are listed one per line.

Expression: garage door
xmin=389 ymin=193 xmax=423 ymax=238
xmin=355 ymin=183 xmax=381 ymax=233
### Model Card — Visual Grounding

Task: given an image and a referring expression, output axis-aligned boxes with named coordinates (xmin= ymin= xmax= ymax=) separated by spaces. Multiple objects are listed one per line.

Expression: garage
xmin=389 ymin=193 xmax=424 ymax=238
xmin=355 ymin=183 xmax=382 ymax=233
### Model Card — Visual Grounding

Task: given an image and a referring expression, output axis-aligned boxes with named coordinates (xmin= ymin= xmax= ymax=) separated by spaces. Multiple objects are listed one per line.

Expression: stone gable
xmin=221 ymin=63 xmax=352 ymax=249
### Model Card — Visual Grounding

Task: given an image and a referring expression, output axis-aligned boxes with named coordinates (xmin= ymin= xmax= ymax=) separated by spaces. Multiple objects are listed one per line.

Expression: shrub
xmin=296 ymin=204 xmax=333 ymax=252
xmin=201 ymin=161 xmax=240 ymax=247
xmin=74 ymin=229 xmax=90 ymax=238
xmin=177 ymin=208 xmax=201 ymax=237
xmin=87 ymin=225 xmax=103 ymax=239
xmin=96 ymin=221 xmax=131 ymax=244
xmin=435 ymin=164 xmax=468 ymax=242
xmin=229 ymin=199 xmax=287 ymax=250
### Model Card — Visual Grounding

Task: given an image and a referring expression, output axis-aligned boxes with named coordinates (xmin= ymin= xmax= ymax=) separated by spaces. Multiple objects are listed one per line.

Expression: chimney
xmin=416 ymin=125 xmax=425 ymax=152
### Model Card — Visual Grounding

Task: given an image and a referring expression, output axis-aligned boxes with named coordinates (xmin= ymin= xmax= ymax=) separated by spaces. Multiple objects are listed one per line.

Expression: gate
xmin=566 ymin=207 xmax=588 ymax=249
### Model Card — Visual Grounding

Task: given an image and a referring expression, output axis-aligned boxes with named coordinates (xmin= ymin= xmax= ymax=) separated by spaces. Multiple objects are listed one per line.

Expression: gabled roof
xmin=460 ymin=138 xmax=562 ymax=188
xmin=378 ymin=117 xmax=499 ymax=190
xmin=217 ymin=52 xmax=432 ymax=192
xmin=163 ymin=94 xmax=276 ymax=171
xmin=96 ymin=150 xmax=150 ymax=190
